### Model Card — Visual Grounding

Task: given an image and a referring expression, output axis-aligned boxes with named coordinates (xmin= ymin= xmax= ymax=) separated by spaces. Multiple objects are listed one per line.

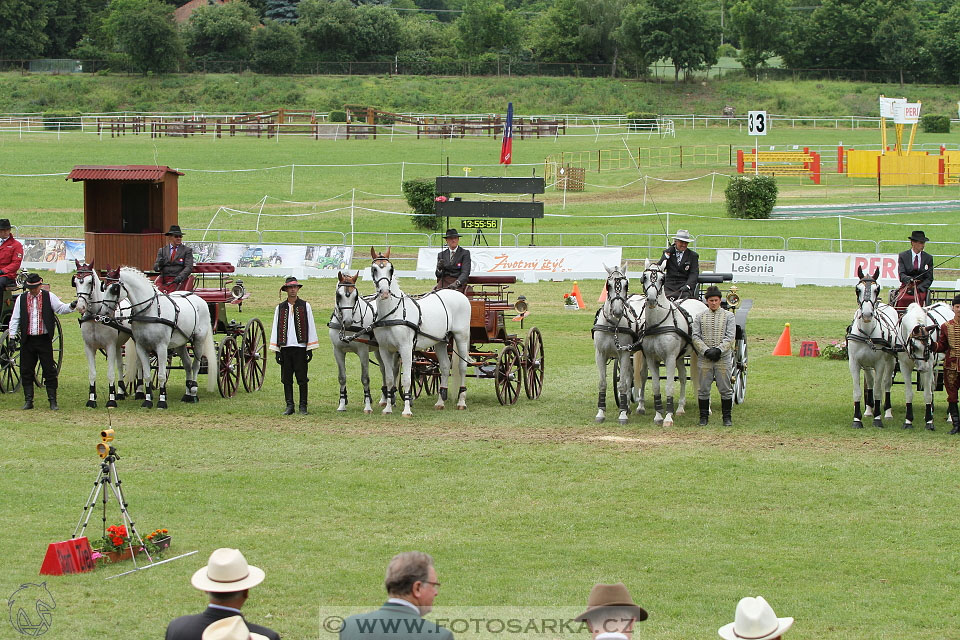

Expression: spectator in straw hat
xmin=202 ymin=616 xmax=269 ymax=640
xmin=269 ymin=277 xmax=319 ymax=415
xmin=165 ymin=548 xmax=280 ymax=640
xmin=573 ymin=583 xmax=648 ymax=639
xmin=657 ymin=229 xmax=699 ymax=300
xmin=718 ymin=596 xmax=793 ymax=640
xmin=434 ymin=228 xmax=471 ymax=293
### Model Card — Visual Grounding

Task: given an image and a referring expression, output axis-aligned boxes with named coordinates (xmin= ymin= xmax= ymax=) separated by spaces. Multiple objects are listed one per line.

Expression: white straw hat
xmin=201 ymin=615 xmax=268 ymax=640
xmin=718 ymin=596 xmax=793 ymax=640
xmin=191 ymin=548 xmax=266 ymax=592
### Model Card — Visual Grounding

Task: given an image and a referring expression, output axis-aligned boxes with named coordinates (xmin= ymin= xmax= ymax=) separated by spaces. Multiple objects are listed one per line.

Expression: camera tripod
xmin=72 ymin=445 xmax=154 ymax=567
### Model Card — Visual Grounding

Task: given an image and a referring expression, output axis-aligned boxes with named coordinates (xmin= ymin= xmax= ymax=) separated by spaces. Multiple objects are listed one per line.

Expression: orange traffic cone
xmin=772 ymin=323 xmax=792 ymax=356
xmin=598 ymin=284 xmax=607 ymax=303
xmin=571 ymin=281 xmax=586 ymax=309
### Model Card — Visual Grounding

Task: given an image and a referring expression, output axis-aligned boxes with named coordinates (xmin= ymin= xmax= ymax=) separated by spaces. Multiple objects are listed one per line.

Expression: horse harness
xmin=369 ymin=258 xmax=458 ymax=353
xmin=846 ymin=275 xmax=900 ymax=354
xmin=101 ymin=281 xmax=203 ymax=343
xmin=328 ymin=285 xmax=379 ymax=346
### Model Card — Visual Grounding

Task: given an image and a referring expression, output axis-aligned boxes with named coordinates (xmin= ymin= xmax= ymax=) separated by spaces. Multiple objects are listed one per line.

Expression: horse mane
xmin=119 ymin=266 xmax=149 ymax=283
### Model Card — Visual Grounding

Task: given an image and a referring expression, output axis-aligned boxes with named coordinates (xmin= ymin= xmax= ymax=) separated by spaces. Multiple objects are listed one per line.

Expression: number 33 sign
xmin=747 ymin=110 xmax=767 ymax=135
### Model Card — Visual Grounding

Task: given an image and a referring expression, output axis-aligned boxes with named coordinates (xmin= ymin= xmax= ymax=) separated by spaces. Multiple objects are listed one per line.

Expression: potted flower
xmin=563 ymin=294 xmax=579 ymax=310
xmin=144 ymin=528 xmax=172 ymax=554
xmin=96 ymin=524 xmax=134 ymax=563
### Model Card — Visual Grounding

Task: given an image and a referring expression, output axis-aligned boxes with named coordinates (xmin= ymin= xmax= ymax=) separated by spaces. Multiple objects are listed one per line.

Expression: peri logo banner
xmin=417 ymin=246 xmax=622 ymax=275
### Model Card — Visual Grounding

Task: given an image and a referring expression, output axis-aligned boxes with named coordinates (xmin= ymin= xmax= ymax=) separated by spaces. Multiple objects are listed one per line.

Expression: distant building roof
xmin=174 ymin=0 xmax=231 ymax=24
xmin=67 ymin=165 xmax=184 ymax=181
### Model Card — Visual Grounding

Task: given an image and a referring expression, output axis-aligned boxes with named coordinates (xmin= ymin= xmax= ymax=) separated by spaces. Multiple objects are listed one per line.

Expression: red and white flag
xmin=499 ymin=102 xmax=513 ymax=165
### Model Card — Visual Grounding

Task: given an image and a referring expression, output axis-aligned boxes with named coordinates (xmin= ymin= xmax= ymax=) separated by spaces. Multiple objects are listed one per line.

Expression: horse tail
xmin=202 ymin=328 xmax=217 ymax=393
xmin=123 ymin=341 xmax=139 ymax=389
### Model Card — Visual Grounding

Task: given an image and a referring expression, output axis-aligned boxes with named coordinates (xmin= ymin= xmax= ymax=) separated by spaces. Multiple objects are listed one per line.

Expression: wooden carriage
xmin=66 ymin=165 xmax=183 ymax=272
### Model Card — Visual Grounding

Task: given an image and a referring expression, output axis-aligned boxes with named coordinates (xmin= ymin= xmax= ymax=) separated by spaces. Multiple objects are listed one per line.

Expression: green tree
xmin=873 ymin=1 xmax=921 ymax=86
xmin=455 ymin=0 xmax=520 ymax=55
xmin=103 ymin=0 xmax=184 ymax=73
xmin=251 ymin=19 xmax=304 ymax=72
xmin=618 ymin=0 xmax=719 ymax=82
xmin=265 ymin=0 xmax=300 ymax=22
xmin=298 ymin=0 xmax=356 ymax=59
xmin=796 ymin=0 xmax=883 ymax=70
xmin=531 ymin=0 xmax=624 ymax=66
xmin=349 ymin=4 xmax=405 ymax=57
xmin=43 ymin=0 xmax=108 ymax=57
xmin=728 ymin=0 xmax=788 ymax=70
xmin=934 ymin=4 xmax=960 ymax=83
xmin=185 ymin=0 xmax=259 ymax=61
xmin=0 ymin=0 xmax=52 ymax=59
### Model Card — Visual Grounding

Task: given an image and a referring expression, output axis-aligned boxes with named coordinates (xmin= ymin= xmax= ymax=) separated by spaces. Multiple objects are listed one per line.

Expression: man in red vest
xmin=269 ymin=277 xmax=318 ymax=415
xmin=0 ymin=219 xmax=24 ymax=290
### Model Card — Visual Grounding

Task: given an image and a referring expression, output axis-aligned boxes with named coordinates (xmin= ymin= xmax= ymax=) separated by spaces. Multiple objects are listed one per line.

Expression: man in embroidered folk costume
xmin=8 ymin=273 xmax=77 ymax=410
xmin=154 ymin=225 xmax=194 ymax=293
xmin=434 ymin=228 xmax=471 ymax=293
xmin=692 ymin=286 xmax=736 ymax=426
xmin=933 ymin=294 xmax=960 ymax=434
xmin=0 ymin=219 xmax=24 ymax=289
xmin=269 ymin=277 xmax=319 ymax=415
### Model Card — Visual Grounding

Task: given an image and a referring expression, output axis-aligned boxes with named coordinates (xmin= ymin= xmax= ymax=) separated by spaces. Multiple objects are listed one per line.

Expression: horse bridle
xmin=333 ymin=280 xmax=375 ymax=342
xmin=602 ymin=270 xmax=630 ymax=323
xmin=856 ymin=276 xmax=880 ymax=317
xmin=101 ymin=280 xmax=157 ymax=318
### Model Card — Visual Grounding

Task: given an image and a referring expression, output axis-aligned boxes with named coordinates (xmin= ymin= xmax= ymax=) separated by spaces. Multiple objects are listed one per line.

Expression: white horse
xmin=369 ymin=248 xmax=472 ymax=417
xmin=592 ymin=264 xmax=645 ymax=424
xmin=329 ymin=271 xmax=385 ymax=414
xmin=846 ymin=266 xmax=900 ymax=428
xmin=72 ymin=261 xmax=142 ymax=407
xmin=101 ymin=267 xmax=217 ymax=409
xmin=897 ymin=301 xmax=952 ymax=430
xmin=637 ymin=260 xmax=706 ymax=427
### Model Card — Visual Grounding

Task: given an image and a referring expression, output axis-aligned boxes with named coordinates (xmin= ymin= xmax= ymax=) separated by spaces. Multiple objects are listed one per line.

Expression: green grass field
xmin=2 ymin=273 xmax=960 ymax=640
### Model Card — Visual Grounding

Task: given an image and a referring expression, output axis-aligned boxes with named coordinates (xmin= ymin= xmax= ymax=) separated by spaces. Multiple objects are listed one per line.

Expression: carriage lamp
xmin=726 ymin=286 xmax=740 ymax=308
xmin=231 ymin=280 xmax=246 ymax=300
xmin=515 ymin=296 xmax=528 ymax=313
xmin=96 ymin=429 xmax=117 ymax=459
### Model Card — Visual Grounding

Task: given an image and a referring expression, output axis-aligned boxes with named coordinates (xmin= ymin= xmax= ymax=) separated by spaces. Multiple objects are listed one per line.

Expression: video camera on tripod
xmin=96 ymin=429 xmax=117 ymax=460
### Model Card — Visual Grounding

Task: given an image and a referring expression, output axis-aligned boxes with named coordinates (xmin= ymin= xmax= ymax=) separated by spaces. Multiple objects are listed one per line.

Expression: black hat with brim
xmin=909 ymin=230 xmax=929 ymax=243
xmin=0 ymin=219 xmax=11 ymax=230
xmin=25 ymin=273 xmax=43 ymax=288
xmin=443 ymin=228 xmax=461 ymax=239
xmin=165 ymin=225 xmax=184 ymax=237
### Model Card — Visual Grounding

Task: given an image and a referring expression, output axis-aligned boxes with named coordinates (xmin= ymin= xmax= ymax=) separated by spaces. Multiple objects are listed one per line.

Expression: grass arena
xmin=2 ymin=123 xmax=960 ymax=639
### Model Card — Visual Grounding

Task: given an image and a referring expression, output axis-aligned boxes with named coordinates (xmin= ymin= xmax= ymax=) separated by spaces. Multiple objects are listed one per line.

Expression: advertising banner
xmin=416 ymin=246 xmax=622 ymax=275
xmin=715 ymin=249 xmax=900 ymax=286
xmin=186 ymin=242 xmax=352 ymax=274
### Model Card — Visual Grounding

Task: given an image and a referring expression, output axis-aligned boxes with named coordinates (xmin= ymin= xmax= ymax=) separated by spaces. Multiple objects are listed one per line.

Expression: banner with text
xmin=416 ymin=246 xmax=622 ymax=275
xmin=715 ymin=249 xmax=900 ymax=286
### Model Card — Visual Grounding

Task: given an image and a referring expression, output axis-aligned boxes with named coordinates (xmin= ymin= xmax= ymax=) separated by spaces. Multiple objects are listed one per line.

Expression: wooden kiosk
xmin=66 ymin=165 xmax=183 ymax=271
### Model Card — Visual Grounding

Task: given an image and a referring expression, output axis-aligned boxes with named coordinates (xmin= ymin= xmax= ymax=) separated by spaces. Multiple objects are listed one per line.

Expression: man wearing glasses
xmin=340 ymin=552 xmax=451 ymax=640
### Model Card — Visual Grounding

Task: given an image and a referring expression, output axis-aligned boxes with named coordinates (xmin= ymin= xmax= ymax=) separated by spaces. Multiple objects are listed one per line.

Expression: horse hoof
xmin=181 ymin=395 xmax=192 ymax=402
xmin=141 ymin=401 xmax=153 ymax=409
xmin=402 ymin=411 xmax=413 ymax=418
xmin=885 ymin=410 xmax=894 ymax=419
xmin=86 ymin=400 xmax=97 ymax=408
xmin=382 ymin=408 xmax=392 ymax=415
xmin=663 ymin=419 xmax=674 ymax=428
xmin=363 ymin=408 xmax=372 ymax=415
xmin=653 ymin=416 xmax=664 ymax=426
xmin=456 ymin=404 xmax=467 ymax=411
xmin=852 ymin=420 xmax=863 ymax=428
xmin=676 ymin=407 xmax=685 ymax=416
xmin=379 ymin=401 xmax=388 ymax=408
xmin=635 ymin=407 xmax=645 ymax=415
xmin=873 ymin=418 xmax=883 ymax=428
xmin=618 ymin=417 xmax=628 ymax=426
xmin=106 ymin=400 xmax=117 ymax=409
xmin=434 ymin=404 xmax=445 ymax=410
xmin=595 ymin=416 xmax=606 ymax=423
xmin=157 ymin=401 xmax=168 ymax=410
xmin=926 ymin=422 xmax=935 ymax=431
xmin=902 ymin=422 xmax=913 ymax=429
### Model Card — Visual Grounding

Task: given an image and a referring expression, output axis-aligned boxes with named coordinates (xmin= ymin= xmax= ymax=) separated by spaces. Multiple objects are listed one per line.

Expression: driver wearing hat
xmin=434 ymin=228 xmax=471 ymax=293
xmin=154 ymin=225 xmax=194 ymax=293
xmin=574 ymin=583 xmax=648 ymax=639
xmin=896 ymin=230 xmax=933 ymax=306
xmin=658 ymin=230 xmax=699 ymax=300
xmin=165 ymin=548 xmax=280 ymax=640
xmin=0 ymin=219 xmax=24 ymax=290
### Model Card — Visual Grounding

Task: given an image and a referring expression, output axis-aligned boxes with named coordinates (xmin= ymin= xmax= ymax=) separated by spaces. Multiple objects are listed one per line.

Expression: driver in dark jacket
xmin=434 ymin=228 xmax=471 ymax=293
xmin=657 ymin=229 xmax=699 ymax=300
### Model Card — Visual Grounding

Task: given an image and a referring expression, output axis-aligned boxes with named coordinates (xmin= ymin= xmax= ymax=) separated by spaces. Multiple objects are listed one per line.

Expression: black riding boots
xmin=282 ymin=383 xmax=295 ymax=415
xmin=721 ymin=398 xmax=733 ymax=426
xmin=950 ymin=402 xmax=960 ymax=435
xmin=698 ymin=398 xmax=710 ymax=426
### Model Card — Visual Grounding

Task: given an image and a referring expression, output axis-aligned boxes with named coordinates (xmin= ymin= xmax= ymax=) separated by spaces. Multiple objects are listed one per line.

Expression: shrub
xmin=402 ymin=178 xmax=443 ymax=231
xmin=328 ymin=110 xmax=346 ymax=122
xmin=43 ymin=112 xmax=82 ymax=130
xmin=717 ymin=43 xmax=737 ymax=59
xmin=921 ymin=114 xmax=950 ymax=134
xmin=725 ymin=175 xmax=778 ymax=219
xmin=626 ymin=111 xmax=658 ymax=131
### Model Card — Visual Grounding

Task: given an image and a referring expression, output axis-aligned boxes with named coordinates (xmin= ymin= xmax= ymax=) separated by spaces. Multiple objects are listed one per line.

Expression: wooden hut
xmin=66 ymin=165 xmax=183 ymax=271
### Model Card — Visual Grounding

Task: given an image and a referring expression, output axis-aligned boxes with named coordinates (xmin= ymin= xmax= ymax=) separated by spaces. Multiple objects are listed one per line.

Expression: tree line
xmin=2 ymin=0 xmax=958 ymax=83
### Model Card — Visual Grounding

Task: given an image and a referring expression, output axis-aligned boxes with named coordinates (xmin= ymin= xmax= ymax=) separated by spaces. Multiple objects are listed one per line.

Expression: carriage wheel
xmin=35 ymin=316 xmax=63 ymax=388
xmin=240 ymin=318 xmax=267 ymax=392
xmin=732 ymin=333 xmax=748 ymax=405
xmin=0 ymin=332 xmax=21 ymax=393
xmin=217 ymin=337 xmax=241 ymax=398
xmin=495 ymin=345 xmax=522 ymax=405
xmin=523 ymin=326 xmax=544 ymax=399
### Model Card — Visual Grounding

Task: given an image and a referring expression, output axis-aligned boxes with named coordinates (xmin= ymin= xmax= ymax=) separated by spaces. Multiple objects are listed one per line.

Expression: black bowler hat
xmin=165 ymin=225 xmax=184 ymax=237
xmin=24 ymin=273 xmax=43 ymax=288
xmin=0 ymin=219 xmax=11 ymax=230
xmin=909 ymin=230 xmax=929 ymax=243
xmin=704 ymin=285 xmax=722 ymax=300
xmin=443 ymin=228 xmax=461 ymax=239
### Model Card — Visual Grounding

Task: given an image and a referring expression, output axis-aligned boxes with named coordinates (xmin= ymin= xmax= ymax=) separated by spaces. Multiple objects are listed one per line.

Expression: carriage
xmin=410 ymin=275 xmax=544 ymax=406
xmin=0 ymin=270 xmax=64 ymax=393
xmin=610 ymin=271 xmax=751 ymax=406
xmin=138 ymin=262 xmax=267 ymax=398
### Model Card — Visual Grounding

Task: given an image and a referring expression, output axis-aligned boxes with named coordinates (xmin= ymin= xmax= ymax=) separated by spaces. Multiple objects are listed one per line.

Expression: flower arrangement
xmin=98 ymin=524 xmax=130 ymax=553
xmin=143 ymin=528 xmax=172 ymax=554
xmin=821 ymin=340 xmax=848 ymax=360
xmin=563 ymin=295 xmax=577 ymax=306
